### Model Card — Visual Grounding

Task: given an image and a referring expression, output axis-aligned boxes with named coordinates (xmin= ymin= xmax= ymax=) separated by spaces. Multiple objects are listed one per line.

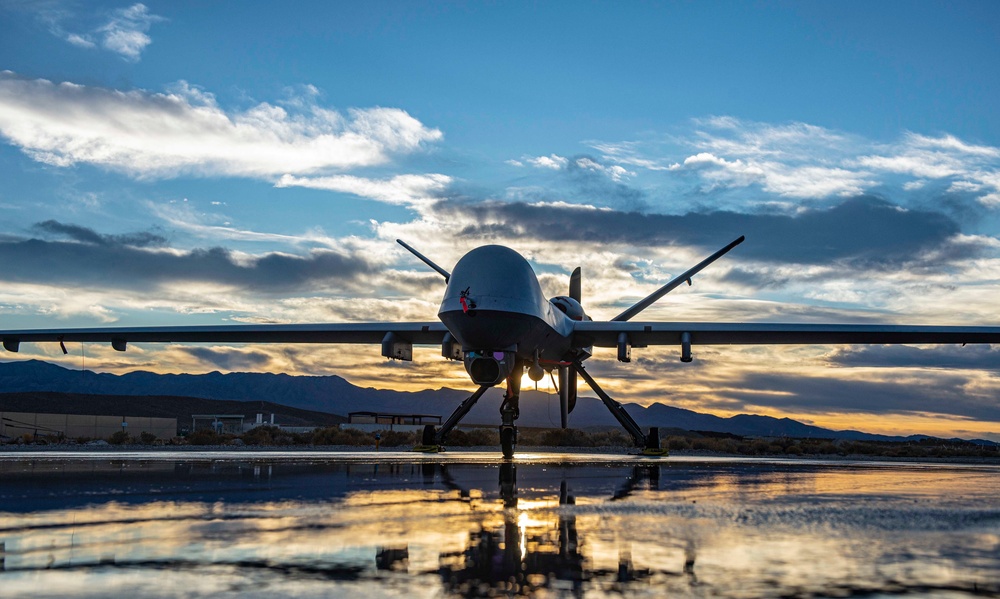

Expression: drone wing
xmin=573 ymin=321 xmax=1000 ymax=362
xmin=1 ymin=322 xmax=452 ymax=361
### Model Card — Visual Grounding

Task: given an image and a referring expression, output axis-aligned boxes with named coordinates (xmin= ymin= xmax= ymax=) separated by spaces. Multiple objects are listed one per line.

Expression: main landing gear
xmin=413 ymin=360 xmax=525 ymax=459
xmin=572 ymin=362 xmax=668 ymax=457
xmin=415 ymin=358 xmax=665 ymax=458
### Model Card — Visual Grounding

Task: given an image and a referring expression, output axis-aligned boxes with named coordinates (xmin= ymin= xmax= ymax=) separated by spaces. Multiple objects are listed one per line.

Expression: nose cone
xmin=439 ymin=245 xmax=548 ymax=350
xmin=440 ymin=245 xmax=544 ymax=314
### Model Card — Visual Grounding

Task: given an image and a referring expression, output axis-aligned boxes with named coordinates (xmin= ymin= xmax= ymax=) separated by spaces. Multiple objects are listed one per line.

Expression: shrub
xmin=108 ymin=430 xmax=132 ymax=445
xmin=312 ymin=426 xmax=374 ymax=446
xmin=185 ymin=429 xmax=223 ymax=445
xmin=667 ymin=437 xmax=691 ymax=451
xmin=138 ymin=431 xmax=158 ymax=445
xmin=444 ymin=428 xmax=498 ymax=446
xmin=379 ymin=430 xmax=417 ymax=447
xmin=242 ymin=425 xmax=280 ymax=446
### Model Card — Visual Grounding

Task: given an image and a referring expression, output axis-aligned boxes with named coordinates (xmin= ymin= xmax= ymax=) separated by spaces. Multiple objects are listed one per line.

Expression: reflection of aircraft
xmin=4 ymin=237 xmax=1000 ymax=457
xmin=439 ymin=463 xmax=676 ymax=596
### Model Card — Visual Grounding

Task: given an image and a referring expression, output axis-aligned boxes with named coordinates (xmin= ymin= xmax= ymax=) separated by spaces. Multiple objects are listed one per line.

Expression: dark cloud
xmin=827 ymin=345 xmax=1000 ymax=371
xmin=33 ymin=220 xmax=168 ymax=248
xmin=180 ymin=347 xmax=273 ymax=371
xmin=437 ymin=195 xmax=982 ymax=268
xmin=0 ymin=228 xmax=375 ymax=293
xmin=722 ymin=371 xmax=1000 ymax=421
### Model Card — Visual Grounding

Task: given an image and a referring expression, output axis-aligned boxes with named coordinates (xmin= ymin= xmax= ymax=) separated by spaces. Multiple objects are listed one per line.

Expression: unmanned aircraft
xmin=4 ymin=236 xmax=1000 ymax=458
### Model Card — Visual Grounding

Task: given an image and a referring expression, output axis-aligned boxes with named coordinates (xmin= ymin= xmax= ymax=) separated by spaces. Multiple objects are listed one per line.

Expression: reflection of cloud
xmin=0 ymin=73 xmax=442 ymax=178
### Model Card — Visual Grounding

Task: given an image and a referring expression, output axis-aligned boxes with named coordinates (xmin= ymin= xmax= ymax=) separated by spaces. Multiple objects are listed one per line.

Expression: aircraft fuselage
xmin=437 ymin=245 xmax=582 ymax=384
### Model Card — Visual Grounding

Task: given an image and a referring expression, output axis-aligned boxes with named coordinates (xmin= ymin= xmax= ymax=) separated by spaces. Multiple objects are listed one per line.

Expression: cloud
xmin=178 ymin=346 xmax=274 ymax=371
xmin=32 ymin=220 xmax=167 ymax=248
xmin=726 ymin=370 xmax=1000 ymax=421
xmin=590 ymin=117 xmax=1000 ymax=207
xmin=827 ymin=345 xmax=1000 ymax=371
xmin=435 ymin=195 xmax=975 ymax=268
xmin=0 ymin=224 xmax=375 ymax=294
xmin=148 ymin=201 xmax=341 ymax=250
xmin=97 ymin=3 xmax=164 ymax=61
xmin=520 ymin=153 xmax=635 ymax=183
xmin=275 ymin=173 xmax=452 ymax=206
xmin=0 ymin=72 xmax=443 ymax=179
xmin=23 ymin=2 xmax=165 ymax=61
xmin=526 ymin=154 xmax=568 ymax=169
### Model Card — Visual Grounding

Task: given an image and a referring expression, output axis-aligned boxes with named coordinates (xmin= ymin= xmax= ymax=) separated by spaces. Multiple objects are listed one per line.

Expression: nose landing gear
xmin=499 ymin=364 xmax=522 ymax=460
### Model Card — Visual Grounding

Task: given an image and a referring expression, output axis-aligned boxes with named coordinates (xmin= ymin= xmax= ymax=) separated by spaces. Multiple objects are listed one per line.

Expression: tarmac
xmin=1 ymin=451 xmax=998 ymax=597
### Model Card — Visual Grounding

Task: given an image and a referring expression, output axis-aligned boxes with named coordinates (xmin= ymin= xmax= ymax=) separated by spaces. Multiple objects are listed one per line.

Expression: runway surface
xmin=0 ymin=451 xmax=998 ymax=597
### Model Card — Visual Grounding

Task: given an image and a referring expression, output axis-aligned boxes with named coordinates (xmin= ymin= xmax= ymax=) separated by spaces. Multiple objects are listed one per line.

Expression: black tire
xmin=500 ymin=426 xmax=516 ymax=459
xmin=422 ymin=424 xmax=436 ymax=446
xmin=645 ymin=426 xmax=661 ymax=450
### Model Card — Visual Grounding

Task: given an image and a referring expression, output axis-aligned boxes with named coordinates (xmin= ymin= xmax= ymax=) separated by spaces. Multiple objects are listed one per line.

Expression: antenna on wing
xmin=611 ymin=235 xmax=745 ymax=322
xmin=397 ymin=239 xmax=452 ymax=283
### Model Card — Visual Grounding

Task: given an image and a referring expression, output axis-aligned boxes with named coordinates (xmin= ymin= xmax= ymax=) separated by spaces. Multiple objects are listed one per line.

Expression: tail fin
xmin=569 ymin=267 xmax=582 ymax=303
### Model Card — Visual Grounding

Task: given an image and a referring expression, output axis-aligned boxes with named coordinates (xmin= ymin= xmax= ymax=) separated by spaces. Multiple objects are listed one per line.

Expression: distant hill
xmin=1 ymin=359 xmax=991 ymax=444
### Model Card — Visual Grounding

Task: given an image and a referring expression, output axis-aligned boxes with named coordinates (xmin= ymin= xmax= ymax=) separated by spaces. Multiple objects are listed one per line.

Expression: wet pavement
xmin=0 ymin=451 xmax=998 ymax=597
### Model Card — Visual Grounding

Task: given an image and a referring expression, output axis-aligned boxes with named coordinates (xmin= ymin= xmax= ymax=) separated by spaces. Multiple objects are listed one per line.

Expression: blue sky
xmin=2 ymin=1 xmax=1000 ymax=439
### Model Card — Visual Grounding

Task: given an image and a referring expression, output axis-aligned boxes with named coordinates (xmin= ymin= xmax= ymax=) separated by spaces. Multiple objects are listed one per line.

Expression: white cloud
xmin=65 ymin=33 xmax=96 ymax=48
xmin=855 ymin=133 xmax=1000 ymax=205
xmin=275 ymin=173 xmax=452 ymax=206
xmin=574 ymin=157 xmax=634 ymax=182
xmin=0 ymin=73 xmax=443 ymax=179
xmin=589 ymin=117 xmax=1000 ymax=206
xmin=527 ymin=154 xmax=569 ymax=169
xmin=590 ymin=141 xmax=674 ymax=171
xmin=34 ymin=2 xmax=164 ymax=61
xmin=677 ymin=152 xmax=871 ymax=198
xmin=97 ymin=3 xmax=164 ymax=61
xmin=518 ymin=153 xmax=635 ymax=182
xmin=148 ymin=201 xmax=340 ymax=248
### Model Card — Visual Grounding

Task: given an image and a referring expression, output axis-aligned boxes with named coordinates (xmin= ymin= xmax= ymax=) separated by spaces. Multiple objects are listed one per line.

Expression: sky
xmin=2 ymin=0 xmax=1000 ymax=440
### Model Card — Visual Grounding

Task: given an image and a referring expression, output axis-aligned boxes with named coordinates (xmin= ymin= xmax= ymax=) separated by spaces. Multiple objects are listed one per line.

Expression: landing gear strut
xmin=499 ymin=364 xmax=523 ymax=459
xmin=573 ymin=362 xmax=668 ymax=456
xmin=413 ymin=384 xmax=492 ymax=452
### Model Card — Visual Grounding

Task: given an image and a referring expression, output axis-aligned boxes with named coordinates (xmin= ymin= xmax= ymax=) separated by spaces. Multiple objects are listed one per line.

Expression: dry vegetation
xmin=7 ymin=425 xmax=998 ymax=459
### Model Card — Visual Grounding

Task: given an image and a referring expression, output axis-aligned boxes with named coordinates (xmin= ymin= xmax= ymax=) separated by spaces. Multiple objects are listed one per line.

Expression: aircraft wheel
xmin=500 ymin=426 xmax=516 ymax=459
xmin=422 ymin=424 xmax=436 ymax=446
xmin=645 ymin=426 xmax=661 ymax=450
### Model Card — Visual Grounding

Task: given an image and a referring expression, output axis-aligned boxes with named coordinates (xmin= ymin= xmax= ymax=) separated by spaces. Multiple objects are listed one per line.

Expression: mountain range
xmin=0 ymin=359 xmax=987 ymax=443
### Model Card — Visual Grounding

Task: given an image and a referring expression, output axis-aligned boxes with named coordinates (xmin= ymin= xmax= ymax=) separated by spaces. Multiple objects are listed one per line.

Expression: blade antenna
xmin=611 ymin=235 xmax=745 ymax=322
xmin=397 ymin=239 xmax=451 ymax=283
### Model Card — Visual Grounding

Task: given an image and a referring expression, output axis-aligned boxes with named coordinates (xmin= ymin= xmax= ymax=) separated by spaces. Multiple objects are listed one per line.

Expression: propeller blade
xmin=611 ymin=235 xmax=745 ymax=322
xmin=569 ymin=267 xmax=582 ymax=303
xmin=558 ymin=365 xmax=578 ymax=428
xmin=396 ymin=239 xmax=451 ymax=283
xmin=556 ymin=367 xmax=569 ymax=429
xmin=567 ymin=367 xmax=577 ymax=414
